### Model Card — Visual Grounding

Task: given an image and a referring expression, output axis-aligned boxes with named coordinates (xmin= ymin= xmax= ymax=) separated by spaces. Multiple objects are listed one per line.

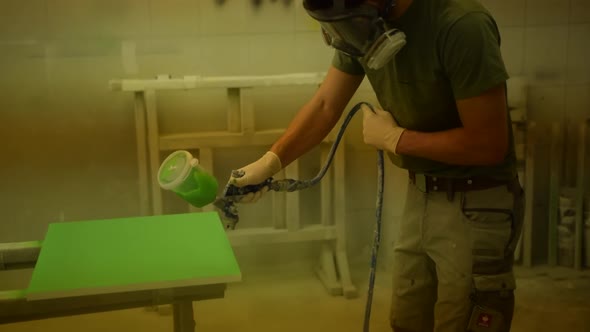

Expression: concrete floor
xmin=1 ymin=264 xmax=589 ymax=332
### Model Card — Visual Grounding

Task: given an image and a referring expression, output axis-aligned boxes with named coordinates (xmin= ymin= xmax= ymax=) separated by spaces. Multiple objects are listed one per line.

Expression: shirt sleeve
xmin=331 ymin=50 xmax=366 ymax=75
xmin=439 ymin=12 xmax=509 ymax=100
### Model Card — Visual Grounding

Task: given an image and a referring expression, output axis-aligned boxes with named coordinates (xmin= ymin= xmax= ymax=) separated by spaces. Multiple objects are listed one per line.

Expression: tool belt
xmin=408 ymin=171 xmax=513 ymax=194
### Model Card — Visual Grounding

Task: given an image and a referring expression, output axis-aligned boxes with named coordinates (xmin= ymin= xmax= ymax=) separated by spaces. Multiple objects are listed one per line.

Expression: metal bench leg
xmin=173 ymin=301 xmax=195 ymax=332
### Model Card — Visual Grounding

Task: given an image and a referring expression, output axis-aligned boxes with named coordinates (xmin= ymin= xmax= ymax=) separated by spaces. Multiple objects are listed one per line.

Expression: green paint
xmin=158 ymin=150 xmax=219 ymax=208
xmin=174 ymin=168 xmax=219 ymax=208
xmin=27 ymin=212 xmax=240 ymax=299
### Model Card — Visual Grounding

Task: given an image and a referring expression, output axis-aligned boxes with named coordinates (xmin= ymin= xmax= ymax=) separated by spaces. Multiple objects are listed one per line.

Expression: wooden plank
xmin=26 ymin=212 xmax=241 ymax=301
xmin=332 ymin=139 xmax=356 ymax=297
xmin=285 ymin=159 xmax=301 ymax=232
xmin=334 ymin=138 xmax=347 ymax=252
xmin=134 ymin=92 xmax=151 ymax=216
xmin=272 ymin=168 xmax=287 ymax=229
xmin=316 ymin=244 xmax=342 ymax=296
xmin=227 ymin=88 xmax=241 ymax=133
xmin=227 ymin=225 xmax=337 ymax=246
xmin=574 ymin=120 xmax=587 ymax=270
xmin=320 ymin=143 xmax=333 ymax=226
xmin=548 ymin=122 xmax=562 ymax=266
xmin=159 ymin=130 xmax=348 ymax=151
xmin=523 ymin=122 xmax=536 ymax=267
xmin=109 ymin=73 xmax=327 ymax=92
xmin=0 ymin=241 xmax=42 ymax=269
xmin=240 ymin=87 xmax=255 ymax=134
xmin=201 ymin=148 xmax=215 ymax=213
xmin=144 ymin=90 xmax=163 ymax=215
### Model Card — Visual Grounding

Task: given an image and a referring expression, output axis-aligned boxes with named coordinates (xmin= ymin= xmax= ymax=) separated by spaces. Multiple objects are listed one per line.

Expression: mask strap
xmin=382 ymin=0 xmax=396 ymax=18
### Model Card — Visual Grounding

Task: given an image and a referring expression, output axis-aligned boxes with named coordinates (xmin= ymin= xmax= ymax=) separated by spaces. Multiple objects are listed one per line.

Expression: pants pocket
xmin=467 ymin=273 xmax=516 ymax=332
xmin=463 ymin=208 xmax=513 ymax=261
xmin=460 ymin=186 xmax=517 ymax=274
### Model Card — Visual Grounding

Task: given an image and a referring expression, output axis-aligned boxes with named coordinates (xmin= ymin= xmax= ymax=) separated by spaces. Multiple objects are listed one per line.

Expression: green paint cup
xmin=158 ymin=150 xmax=219 ymax=208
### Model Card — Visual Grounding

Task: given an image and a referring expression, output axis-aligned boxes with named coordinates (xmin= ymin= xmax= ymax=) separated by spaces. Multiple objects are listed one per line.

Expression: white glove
xmin=228 ymin=151 xmax=282 ymax=203
xmin=362 ymin=104 xmax=405 ymax=155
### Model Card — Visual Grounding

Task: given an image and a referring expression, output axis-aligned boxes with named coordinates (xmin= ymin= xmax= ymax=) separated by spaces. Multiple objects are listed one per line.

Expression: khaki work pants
xmin=389 ymin=176 xmax=524 ymax=332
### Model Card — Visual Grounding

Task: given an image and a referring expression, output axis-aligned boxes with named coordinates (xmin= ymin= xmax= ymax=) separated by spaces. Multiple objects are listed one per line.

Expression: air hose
xmin=294 ymin=101 xmax=385 ymax=332
xmin=228 ymin=101 xmax=385 ymax=331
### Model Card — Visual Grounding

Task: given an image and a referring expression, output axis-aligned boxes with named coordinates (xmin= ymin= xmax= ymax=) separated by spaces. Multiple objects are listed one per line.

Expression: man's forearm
xmin=396 ymin=127 xmax=508 ymax=166
xmin=270 ymin=102 xmax=341 ymax=167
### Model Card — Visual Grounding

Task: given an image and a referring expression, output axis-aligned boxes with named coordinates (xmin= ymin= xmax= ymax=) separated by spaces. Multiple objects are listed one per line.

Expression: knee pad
xmin=467 ymin=273 xmax=515 ymax=332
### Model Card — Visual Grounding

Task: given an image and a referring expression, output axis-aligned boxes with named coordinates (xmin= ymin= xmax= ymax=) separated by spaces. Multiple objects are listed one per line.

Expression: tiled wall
xmin=480 ymin=0 xmax=590 ymax=122
xmin=0 ymin=0 xmax=588 ymax=266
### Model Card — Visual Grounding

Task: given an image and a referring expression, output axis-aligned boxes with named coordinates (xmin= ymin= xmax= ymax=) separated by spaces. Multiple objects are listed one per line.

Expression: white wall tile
xmin=346 ymin=150 xmax=378 ymax=210
xmin=295 ymin=0 xmax=321 ymax=32
xmin=156 ymin=89 xmax=228 ymax=134
xmin=244 ymin=0 xmax=295 ymax=34
xmin=252 ymin=86 xmax=315 ymax=130
xmin=524 ymin=26 xmax=568 ymax=84
xmin=247 ymin=34 xmax=296 ymax=75
xmin=570 ymin=0 xmax=590 ymax=24
xmin=499 ymin=27 xmax=525 ymax=75
xmin=526 ymin=84 xmax=566 ymax=122
xmin=0 ymin=42 xmax=46 ymax=59
xmin=525 ymin=0 xmax=570 ymax=26
xmin=0 ymin=58 xmax=47 ymax=110
xmin=137 ymin=52 xmax=200 ymax=78
xmin=293 ymin=31 xmax=333 ymax=72
xmin=47 ymin=0 xmax=150 ymax=39
xmin=45 ymin=40 xmax=121 ymax=58
xmin=0 ymin=0 xmax=47 ymax=41
xmin=479 ymin=0 xmax=527 ymax=26
xmin=134 ymin=39 xmax=201 ymax=76
xmin=149 ymin=0 xmax=199 ymax=37
xmin=566 ymin=24 xmax=590 ymax=84
xmin=198 ymin=35 xmax=250 ymax=76
xmin=565 ymin=84 xmax=590 ymax=120
xmin=198 ymin=0 xmax=247 ymax=35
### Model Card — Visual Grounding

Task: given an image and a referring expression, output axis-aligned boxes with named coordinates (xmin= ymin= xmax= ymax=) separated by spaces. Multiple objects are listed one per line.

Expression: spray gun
xmin=213 ymin=170 xmax=313 ymax=229
xmin=157 ymin=150 xmax=303 ymax=230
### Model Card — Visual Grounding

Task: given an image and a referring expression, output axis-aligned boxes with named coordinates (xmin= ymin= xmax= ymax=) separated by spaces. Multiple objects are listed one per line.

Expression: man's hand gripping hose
xmin=213 ymin=101 xmax=385 ymax=332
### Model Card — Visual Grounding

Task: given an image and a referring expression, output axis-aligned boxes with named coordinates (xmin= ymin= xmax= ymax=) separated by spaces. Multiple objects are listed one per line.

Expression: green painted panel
xmin=26 ymin=212 xmax=240 ymax=300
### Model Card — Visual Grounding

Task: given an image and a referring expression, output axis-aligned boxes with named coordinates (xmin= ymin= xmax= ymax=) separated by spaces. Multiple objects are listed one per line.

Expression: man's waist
xmin=408 ymin=171 xmax=517 ymax=193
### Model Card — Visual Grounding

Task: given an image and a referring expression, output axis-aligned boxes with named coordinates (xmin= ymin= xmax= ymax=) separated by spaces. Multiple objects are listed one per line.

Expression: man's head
xmin=303 ymin=0 xmax=393 ymax=16
xmin=303 ymin=0 xmax=405 ymax=70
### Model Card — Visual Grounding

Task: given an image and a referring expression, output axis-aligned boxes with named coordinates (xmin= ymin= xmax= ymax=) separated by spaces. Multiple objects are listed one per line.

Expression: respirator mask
xmin=304 ymin=0 xmax=406 ymax=70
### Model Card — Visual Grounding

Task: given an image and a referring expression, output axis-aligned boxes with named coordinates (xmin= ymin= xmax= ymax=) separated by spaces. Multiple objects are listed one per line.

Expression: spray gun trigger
xmin=212 ymin=198 xmax=239 ymax=230
xmin=212 ymin=178 xmax=274 ymax=230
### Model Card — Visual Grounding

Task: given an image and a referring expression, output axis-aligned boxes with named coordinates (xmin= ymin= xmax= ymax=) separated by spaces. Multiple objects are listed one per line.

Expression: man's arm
xmin=395 ymin=83 xmax=509 ymax=165
xmin=229 ymin=65 xmax=364 ymax=190
xmin=384 ymin=11 xmax=510 ymax=166
xmin=270 ymin=65 xmax=364 ymax=167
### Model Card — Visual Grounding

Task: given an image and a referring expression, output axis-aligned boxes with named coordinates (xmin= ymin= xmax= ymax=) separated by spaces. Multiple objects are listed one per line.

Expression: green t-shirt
xmin=333 ymin=0 xmax=517 ymax=180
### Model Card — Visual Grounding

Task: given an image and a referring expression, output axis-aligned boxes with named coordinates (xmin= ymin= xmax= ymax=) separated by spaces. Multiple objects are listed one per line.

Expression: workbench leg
xmin=134 ymin=91 xmax=151 ymax=216
xmin=173 ymin=301 xmax=196 ymax=332
xmin=315 ymin=243 xmax=342 ymax=296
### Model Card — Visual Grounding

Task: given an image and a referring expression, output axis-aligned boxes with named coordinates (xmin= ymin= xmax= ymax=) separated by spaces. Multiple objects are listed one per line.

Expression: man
xmin=228 ymin=0 xmax=524 ymax=331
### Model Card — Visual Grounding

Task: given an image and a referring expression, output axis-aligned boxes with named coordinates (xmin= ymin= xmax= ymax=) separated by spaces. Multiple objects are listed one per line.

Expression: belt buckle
xmin=414 ymin=173 xmax=427 ymax=193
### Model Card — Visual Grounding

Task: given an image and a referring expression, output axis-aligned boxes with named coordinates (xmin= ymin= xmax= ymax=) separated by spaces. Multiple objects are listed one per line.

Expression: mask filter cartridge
xmin=364 ymin=29 xmax=406 ymax=70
